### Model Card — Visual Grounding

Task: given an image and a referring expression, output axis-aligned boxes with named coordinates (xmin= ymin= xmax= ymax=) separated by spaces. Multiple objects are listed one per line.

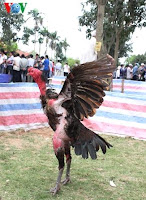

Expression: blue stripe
xmin=0 ymin=83 xmax=38 ymax=87
xmin=0 ymin=103 xmax=41 ymax=111
xmin=95 ymin=110 xmax=146 ymax=124
xmin=112 ymin=89 xmax=146 ymax=96
xmin=53 ymin=76 xmax=65 ymax=79
xmin=105 ymin=91 xmax=146 ymax=102
xmin=49 ymin=84 xmax=62 ymax=89
xmin=113 ymin=79 xmax=146 ymax=86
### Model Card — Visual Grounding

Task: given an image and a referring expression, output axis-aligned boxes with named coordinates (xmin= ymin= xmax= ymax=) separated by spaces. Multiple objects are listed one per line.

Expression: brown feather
xmin=59 ymin=54 xmax=116 ymax=120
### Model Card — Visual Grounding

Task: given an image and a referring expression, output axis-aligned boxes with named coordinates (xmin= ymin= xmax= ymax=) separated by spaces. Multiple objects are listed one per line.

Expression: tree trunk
xmin=34 ymin=31 xmax=37 ymax=52
xmin=95 ymin=0 xmax=107 ymax=58
xmin=39 ymin=43 xmax=41 ymax=55
xmin=45 ymin=38 xmax=48 ymax=55
xmin=114 ymin=30 xmax=120 ymax=66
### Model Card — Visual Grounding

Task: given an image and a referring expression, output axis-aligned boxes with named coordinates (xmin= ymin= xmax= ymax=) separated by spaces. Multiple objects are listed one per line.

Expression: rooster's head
xmin=28 ymin=67 xmax=42 ymax=81
xmin=28 ymin=67 xmax=46 ymax=95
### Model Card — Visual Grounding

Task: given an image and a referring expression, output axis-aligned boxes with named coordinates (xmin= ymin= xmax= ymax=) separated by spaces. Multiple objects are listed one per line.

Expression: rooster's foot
xmin=50 ymin=184 xmax=60 ymax=195
xmin=61 ymin=177 xmax=71 ymax=185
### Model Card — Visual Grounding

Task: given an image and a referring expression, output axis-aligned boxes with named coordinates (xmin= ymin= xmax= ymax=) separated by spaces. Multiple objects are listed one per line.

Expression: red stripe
xmin=0 ymin=114 xmax=48 ymax=126
xmin=82 ymin=119 xmax=146 ymax=139
xmin=51 ymin=80 xmax=63 ymax=85
xmin=102 ymin=100 xmax=146 ymax=112
xmin=113 ymin=84 xmax=146 ymax=90
xmin=0 ymin=92 xmax=40 ymax=99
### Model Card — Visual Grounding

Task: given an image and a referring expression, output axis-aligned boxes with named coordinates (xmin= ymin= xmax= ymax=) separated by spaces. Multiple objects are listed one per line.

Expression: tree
xmin=22 ymin=8 xmax=70 ymax=59
xmin=49 ymin=31 xmax=60 ymax=59
xmin=0 ymin=40 xmax=18 ymax=52
xmin=79 ymin=0 xmax=146 ymax=64
xmin=0 ymin=1 xmax=24 ymax=46
xmin=22 ymin=9 xmax=44 ymax=52
xmin=67 ymin=58 xmax=80 ymax=69
xmin=55 ymin=42 xmax=65 ymax=61
xmin=61 ymin=38 xmax=70 ymax=57
xmin=93 ymin=0 xmax=107 ymax=58
xmin=39 ymin=27 xmax=50 ymax=55
xmin=126 ymin=53 xmax=146 ymax=65
xmin=38 ymin=37 xmax=44 ymax=55
xmin=22 ymin=27 xmax=34 ymax=45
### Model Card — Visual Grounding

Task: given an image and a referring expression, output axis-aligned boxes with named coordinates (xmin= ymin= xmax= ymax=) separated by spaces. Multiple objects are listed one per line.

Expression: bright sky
xmin=5 ymin=0 xmax=146 ymax=61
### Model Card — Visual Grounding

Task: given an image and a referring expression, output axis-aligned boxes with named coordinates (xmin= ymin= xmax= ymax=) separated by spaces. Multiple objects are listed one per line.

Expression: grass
xmin=0 ymin=128 xmax=146 ymax=200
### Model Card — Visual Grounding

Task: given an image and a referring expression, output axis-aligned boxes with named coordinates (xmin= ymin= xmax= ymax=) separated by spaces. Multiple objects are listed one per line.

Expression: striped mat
xmin=0 ymin=78 xmax=146 ymax=140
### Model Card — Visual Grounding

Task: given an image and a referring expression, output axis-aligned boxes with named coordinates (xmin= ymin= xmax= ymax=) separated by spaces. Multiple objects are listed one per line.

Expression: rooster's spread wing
xmin=59 ymin=54 xmax=115 ymax=120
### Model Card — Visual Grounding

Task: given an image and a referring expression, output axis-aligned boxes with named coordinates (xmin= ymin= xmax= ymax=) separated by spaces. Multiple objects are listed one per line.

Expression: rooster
xmin=28 ymin=54 xmax=115 ymax=195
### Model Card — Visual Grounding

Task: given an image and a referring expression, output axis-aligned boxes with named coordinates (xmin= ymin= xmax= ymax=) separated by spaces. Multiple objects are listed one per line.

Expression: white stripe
xmin=113 ymin=88 xmax=146 ymax=93
xmin=0 ymin=122 xmax=49 ymax=131
xmin=99 ymin=106 xmax=146 ymax=118
xmin=0 ymin=109 xmax=44 ymax=116
xmin=0 ymin=87 xmax=40 ymax=93
xmin=90 ymin=116 xmax=146 ymax=129
xmin=104 ymin=95 xmax=146 ymax=106
xmin=0 ymin=98 xmax=41 ymax=105
xmin=113 ymin=83 xmax=146 ymax=88
xmin=94 ymin=131 xmax=146 ymax=141
xmin=50 ymin=78 xmax=65 ymax=81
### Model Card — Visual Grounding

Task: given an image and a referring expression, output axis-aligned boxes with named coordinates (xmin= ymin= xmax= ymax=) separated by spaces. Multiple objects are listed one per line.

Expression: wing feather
xmin=60 ymin=54 xmax=115 ymax=120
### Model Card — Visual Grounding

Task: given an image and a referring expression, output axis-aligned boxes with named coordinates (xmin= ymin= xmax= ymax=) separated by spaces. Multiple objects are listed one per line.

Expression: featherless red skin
xmin=53 ymin=133 xmax=63 ymax=153
xmin=28 ymin=67 xmax=63 ymax=153
xmin=48 ymin=99 xmax=56 ymax=106
xmin=28 ymin=67 xmax=46 ymax=96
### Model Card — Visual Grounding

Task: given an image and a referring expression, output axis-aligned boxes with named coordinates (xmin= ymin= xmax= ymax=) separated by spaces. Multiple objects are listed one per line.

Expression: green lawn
xmin=0 ymin=129 xmax=146 ymax=200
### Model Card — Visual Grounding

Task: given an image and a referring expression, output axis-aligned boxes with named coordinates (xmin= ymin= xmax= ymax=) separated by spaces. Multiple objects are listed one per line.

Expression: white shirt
xmin=0 ymin=54 xmax=7 ymax=65
xmin=63 ymin=64 xmax=70 ymax=73
xmin=20 ymin=58 xmax=28 ymax=69
xmin=56 ymin=62 xmax=62 ymax=70
xmin=49 ymin=60 xmax=53 ymax=72
xmin=7 ymin=55 xmax=14 ymax=65
xmin=127 ymin=67 xmax=132 ymax=79
xmin=116 ymin=66 xmax=121 ymax=78
xmin=13 ymin=56 xmax=21 ymax=71
xmin=28 ymin=58 xmax=34 ymax=67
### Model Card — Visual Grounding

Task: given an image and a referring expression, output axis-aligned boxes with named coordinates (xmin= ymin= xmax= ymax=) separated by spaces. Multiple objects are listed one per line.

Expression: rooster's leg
xmin=62 ymin=144 xmax=72 ymax=185
xmin=50 ymin=149 xmax=65 ymax=195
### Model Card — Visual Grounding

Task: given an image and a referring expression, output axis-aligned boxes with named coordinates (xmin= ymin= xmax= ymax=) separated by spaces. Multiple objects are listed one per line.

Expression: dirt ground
xmin=0 ymin=127 xmax=54 ymax=148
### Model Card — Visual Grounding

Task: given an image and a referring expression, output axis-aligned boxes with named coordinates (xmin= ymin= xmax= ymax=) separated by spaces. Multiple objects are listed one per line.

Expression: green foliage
xmin=126 ymin=53 xmax=146 ymax=65
xmin=0 ymin=40 xmax=18 ymax=52
xmin=22 ymin=27 xmax=35 ymax=45
xmin=0 ymin=2 xmax=24 ymax=46
xmin=67 ymin=58 xmax=80 ymax=68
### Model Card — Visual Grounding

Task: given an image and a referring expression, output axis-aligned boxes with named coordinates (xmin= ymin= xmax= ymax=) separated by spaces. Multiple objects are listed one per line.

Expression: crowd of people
xmin=0 ymin=49 xmax=70 ymax=82
xmin=113 ymin=63 xmax=146 ymax=81
xmin=1 ymin=49 xmax=145 ymax=82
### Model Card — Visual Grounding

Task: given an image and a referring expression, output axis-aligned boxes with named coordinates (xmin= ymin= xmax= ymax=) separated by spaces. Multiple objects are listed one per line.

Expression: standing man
xmin=55 ymin=60 xmax=62 ymax=76
xmin=132 ymin=63 xmax=139 ymax=80
xmin=20 ymin=54 xmax=28 ymax=82
xmin=63 ymin=62 xmax=70 ymax=76
xmin=43 ymin=55 xmax=50 ymax=81
xmin=126 ymin=64 xmax=133 ymax=80
xmin=0 ymin=49 xmax=7 ymax=74
xmin=6 ymin=51 xmax=14 ymax=76
xmin=138 ymin=63 xmax=145 ymax=81
xmin=13 ymin=53 xmax=21 ymax=82
xmin=34 ymin=54 xmax=40 ymax=69
xmin=27 ymin=54 xmax=34 ymax=82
